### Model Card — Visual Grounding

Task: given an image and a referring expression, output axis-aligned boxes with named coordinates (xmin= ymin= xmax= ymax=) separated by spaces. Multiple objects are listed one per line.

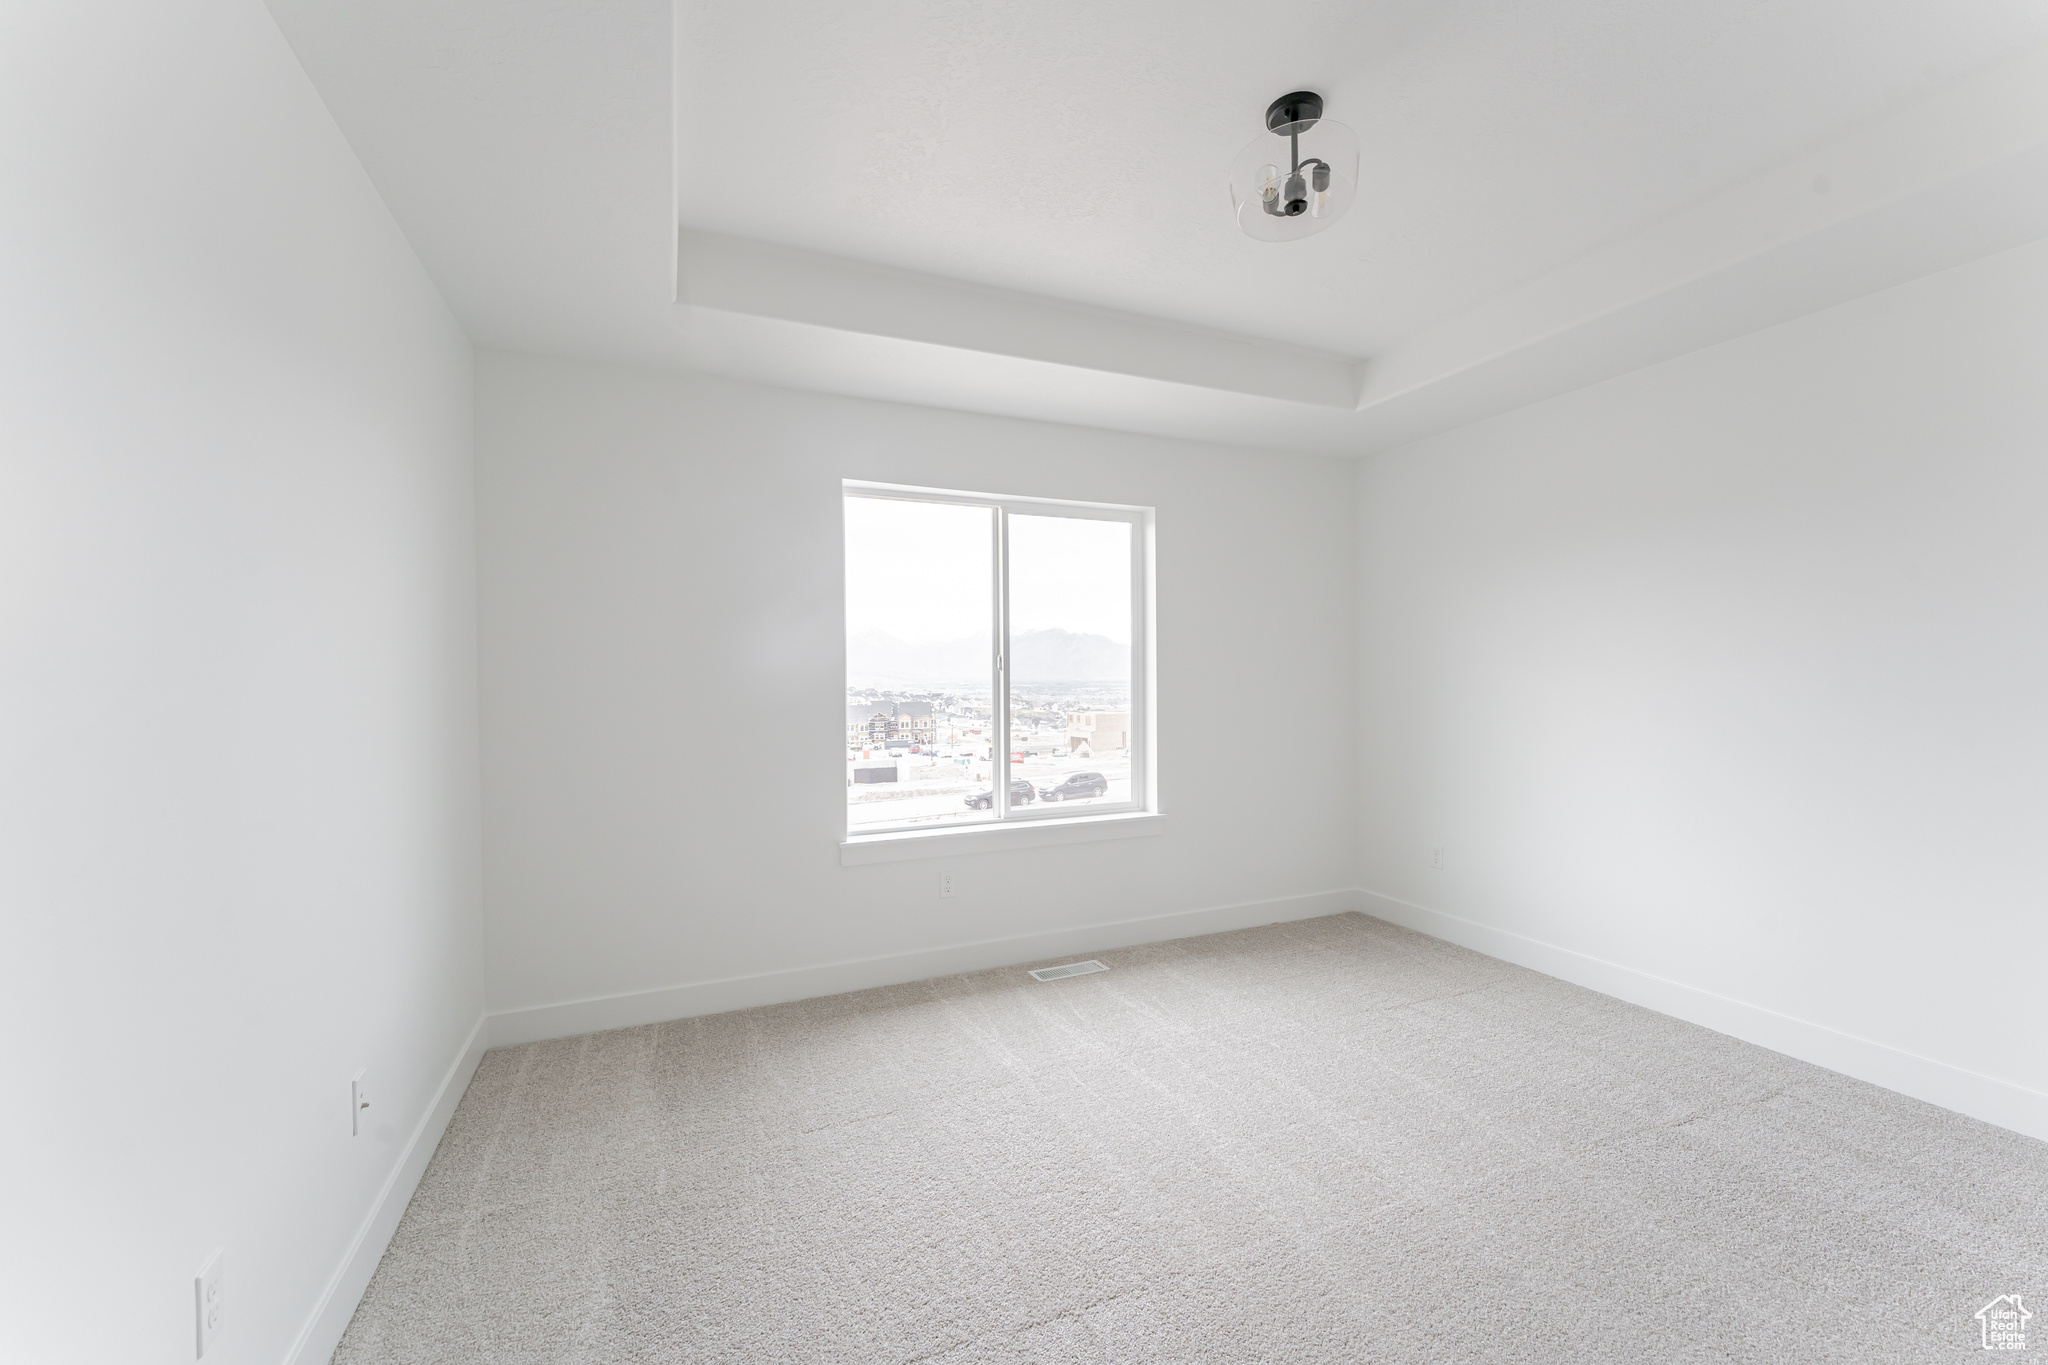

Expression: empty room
xmin=7 ymin=0 xmax=2048 ymax=1361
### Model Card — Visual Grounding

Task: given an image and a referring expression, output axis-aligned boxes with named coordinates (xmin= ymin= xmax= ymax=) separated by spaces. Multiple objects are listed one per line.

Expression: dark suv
xmin=963 ymin=778 xmax=1037 ymax=810
xmin=1038 ymin=772 xmax=1109 ymax=802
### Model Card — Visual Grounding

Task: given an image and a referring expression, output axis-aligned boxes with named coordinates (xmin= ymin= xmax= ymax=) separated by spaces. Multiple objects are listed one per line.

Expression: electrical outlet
xmin=194 ymin=1249 xmax=223 ymax=1357
xmin=1431 ymin=845 xmax=1445 ymax=870
xmin=351 ymin=1070 xmax=369 ymax=1137
xmin=939 ymin=871 xmax=956 ymax=899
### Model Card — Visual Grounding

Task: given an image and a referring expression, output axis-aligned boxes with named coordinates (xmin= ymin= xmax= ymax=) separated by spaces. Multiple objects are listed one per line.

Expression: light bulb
xmin=1230 ymin=111 xmax=1357 ymax=240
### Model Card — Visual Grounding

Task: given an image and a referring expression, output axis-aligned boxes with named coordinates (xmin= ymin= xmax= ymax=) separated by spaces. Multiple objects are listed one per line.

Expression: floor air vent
xmin=1029 ymin=960 xmax=1109 ymax=982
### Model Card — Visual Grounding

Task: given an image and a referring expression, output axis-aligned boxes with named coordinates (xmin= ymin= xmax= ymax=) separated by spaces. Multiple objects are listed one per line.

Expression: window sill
xmin=840 ymin=812 xmax=1166 ymax=865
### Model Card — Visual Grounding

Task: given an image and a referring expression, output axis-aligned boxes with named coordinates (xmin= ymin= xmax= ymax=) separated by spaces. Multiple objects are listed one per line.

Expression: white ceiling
xmin=267 ymin=0 xmax=2048 ymax=454
xmin=676 ymin=0 xmax=2046 ymax=353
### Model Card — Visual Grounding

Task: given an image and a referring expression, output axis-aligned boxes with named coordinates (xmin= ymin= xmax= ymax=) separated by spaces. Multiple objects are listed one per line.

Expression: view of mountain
xmin=1010 ymin=628 xmax=1129 ymax=682
xmin=847 ymin=628 xmax=1128 ymax=686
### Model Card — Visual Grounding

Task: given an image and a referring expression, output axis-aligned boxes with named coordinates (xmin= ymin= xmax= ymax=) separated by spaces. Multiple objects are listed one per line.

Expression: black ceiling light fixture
xmin=1229 ymin=91 xmax=1359 ymax=241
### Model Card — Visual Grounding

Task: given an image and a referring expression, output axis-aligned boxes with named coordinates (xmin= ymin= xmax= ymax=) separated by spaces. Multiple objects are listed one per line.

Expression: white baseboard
xmin=284 ymin=1011 xmax=489 ymax=1365
xmin=487 ymin=888 xmax=1361 ymax=1048
xmin=1358 ymin=888 xmax=2048 ymax=1144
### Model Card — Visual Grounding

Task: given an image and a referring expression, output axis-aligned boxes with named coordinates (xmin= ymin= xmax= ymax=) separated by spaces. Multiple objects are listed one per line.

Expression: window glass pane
xmin=1006 ymin=514 xmax=1133 ymax=811
xmin=845 ymin=497 xmax=997 ymax=830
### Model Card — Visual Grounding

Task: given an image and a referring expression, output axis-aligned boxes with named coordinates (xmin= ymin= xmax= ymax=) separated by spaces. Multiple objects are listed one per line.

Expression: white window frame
xmin=841 ymin=480 xmax=1158 ymax=859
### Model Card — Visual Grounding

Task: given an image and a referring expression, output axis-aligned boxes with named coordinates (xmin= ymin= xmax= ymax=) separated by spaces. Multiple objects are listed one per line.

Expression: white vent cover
xmin=1028 ymin=960 xmax=1109 ymax=982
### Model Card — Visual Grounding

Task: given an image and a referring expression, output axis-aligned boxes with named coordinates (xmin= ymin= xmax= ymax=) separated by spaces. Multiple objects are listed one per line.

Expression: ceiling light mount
xmin=1265 ymin=91 xmax=1323 ymax=135
xmin=1230 ymin=90 xmax=1358 ymax=242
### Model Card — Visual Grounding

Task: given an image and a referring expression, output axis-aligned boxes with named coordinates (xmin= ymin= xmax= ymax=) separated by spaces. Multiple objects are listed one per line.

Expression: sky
xmin=845 ymin=496 xmax=1131 ymax=644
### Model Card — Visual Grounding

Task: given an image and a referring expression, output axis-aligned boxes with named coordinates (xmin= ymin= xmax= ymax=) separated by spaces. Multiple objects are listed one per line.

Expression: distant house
xmin=847 ymin=704 xmax=890 ymax=747
xmin=889 ymin=700 xmax=936 ymax=746
xmin=1067 ymin=710 xmax=1130 ymax=752
xmin=847 ymin=700 xmax=938 ymax=749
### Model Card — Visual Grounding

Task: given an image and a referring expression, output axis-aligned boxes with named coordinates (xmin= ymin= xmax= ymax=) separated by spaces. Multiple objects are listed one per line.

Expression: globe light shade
xmin=1229 ymin=116 xmax=1359 ymax=242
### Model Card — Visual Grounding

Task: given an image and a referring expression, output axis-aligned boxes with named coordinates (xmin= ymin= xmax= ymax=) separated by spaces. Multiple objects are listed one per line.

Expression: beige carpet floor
xmin=335 ymin=913 xmax=2047 ymax=1363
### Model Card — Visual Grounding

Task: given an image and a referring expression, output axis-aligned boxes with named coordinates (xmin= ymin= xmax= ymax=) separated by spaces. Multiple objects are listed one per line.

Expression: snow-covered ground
xmin=848 ymin=750 xmax=1134 ymax=830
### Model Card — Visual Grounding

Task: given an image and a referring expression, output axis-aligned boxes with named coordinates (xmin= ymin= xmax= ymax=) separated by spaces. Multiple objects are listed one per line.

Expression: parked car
xmin=963 ymin=778 xmax=1038 ymax=810
xmin=1038 ymin=772 xmax=1108 ymax=802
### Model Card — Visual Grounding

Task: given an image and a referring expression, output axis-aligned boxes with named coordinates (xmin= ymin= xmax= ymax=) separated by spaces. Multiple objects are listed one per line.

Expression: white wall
xmin=0 ymin=4 xmax=484 ymax=1362
xmin=476 ymin=354 xmax=1355 ymax=1034
xmin=1355 ymin=238 xmax=2048 ymax=1139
